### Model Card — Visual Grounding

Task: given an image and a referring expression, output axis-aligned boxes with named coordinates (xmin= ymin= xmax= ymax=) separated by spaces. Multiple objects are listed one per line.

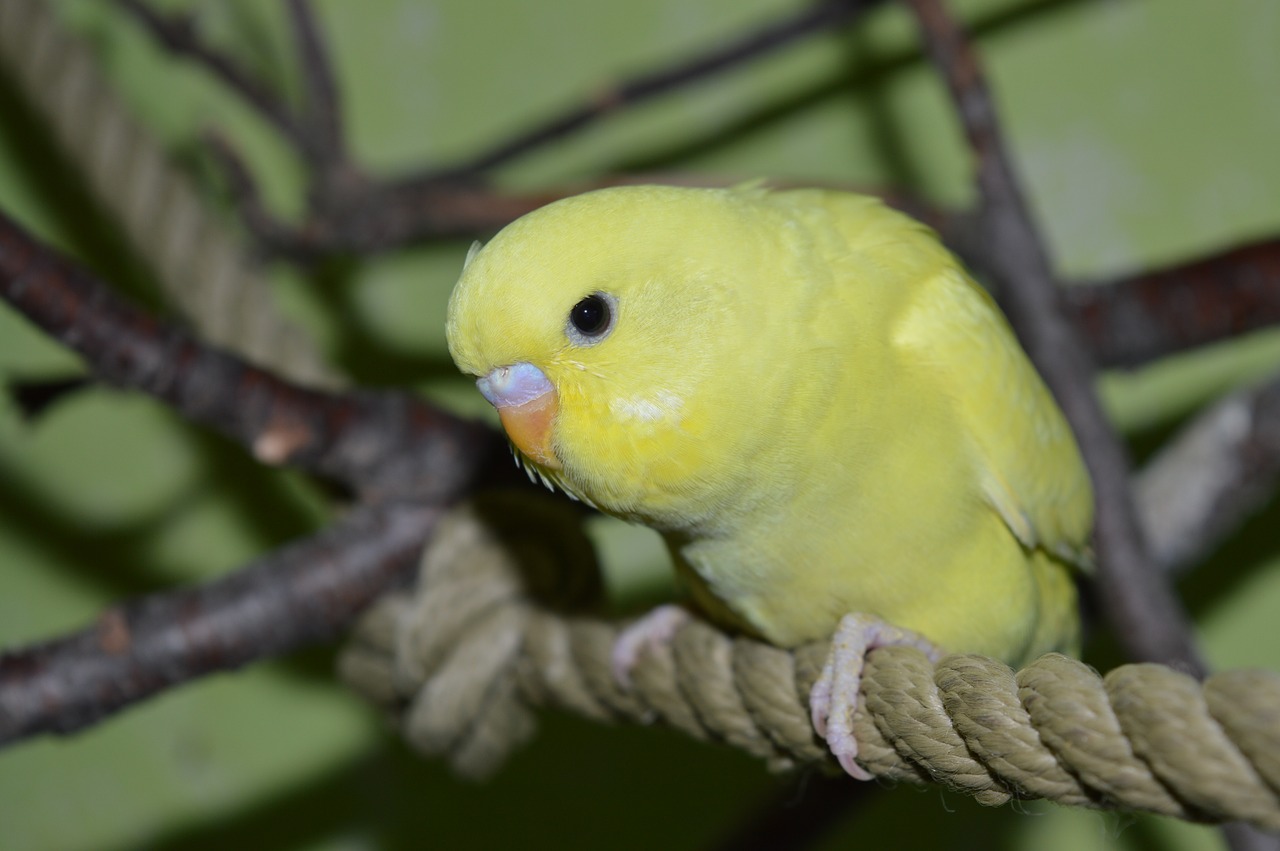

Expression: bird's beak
xmin=476 ymin=362 xmax=561 ymax=470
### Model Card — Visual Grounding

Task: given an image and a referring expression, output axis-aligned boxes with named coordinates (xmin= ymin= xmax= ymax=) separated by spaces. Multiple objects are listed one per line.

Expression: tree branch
xmin=204 ymin=138 xmax=962 ymax=258
xmin=0 ymin=206 xmax=554 ymax=748
xmin=902 ymin=0 xmax=1205 ymax=672
xmin=435 ymin=0 xmax=888 ymax=177
xmin=110 ymin=0 xmax=311 ymax=154
xmin=0 ymin=206 xmax=508 ymax=501
xmin=120 ymin=0 xmax=893 ymax=259
xmin=0 ymin=498 xmax=437 ymax=745
xmin=1073 ymin=237 xmax=1280 ymax=369
xmin=286 ymin=0 xmax=346 ymax=165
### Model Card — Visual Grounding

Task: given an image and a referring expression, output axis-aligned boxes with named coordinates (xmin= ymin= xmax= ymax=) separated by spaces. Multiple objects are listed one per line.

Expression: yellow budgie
xmin=445 ymin=184 xmax=1093 ymax=779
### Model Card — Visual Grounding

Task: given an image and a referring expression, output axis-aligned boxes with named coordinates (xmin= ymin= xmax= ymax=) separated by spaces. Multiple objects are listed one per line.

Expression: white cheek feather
xmin=609 ymin=389 xmax=684 ymax=423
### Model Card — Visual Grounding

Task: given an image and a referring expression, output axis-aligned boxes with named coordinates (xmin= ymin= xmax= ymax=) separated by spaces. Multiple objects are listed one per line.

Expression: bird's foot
xmin=810 ymin=613 xmax=945 ymax=780
xmin=610 ymin=604 xmax=691 ymax=689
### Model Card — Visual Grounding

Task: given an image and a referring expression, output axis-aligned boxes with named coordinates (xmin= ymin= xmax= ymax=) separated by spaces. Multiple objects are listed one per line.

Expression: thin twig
xmin=902 ymin=0 xmax=1205 ymax=673
xmin=0 ymin=206 xmax=505 ymax=501
xmin=111 ymin=0 xmax=310 ymax=153
xmin=203 ymin=130 xmax=309 ymax=246
xmin=436 ymin=0 xmax=888 ymax=177
xmin=0 ymin=499 xmax=438 ymax=745
xmin=204 ymin=132 xmax=566 ymax=256
xmin=203 ymin=135 xmax=965 ymax=257
xmin=276 ymin=175 xmax=964 ymax=260
xmin=118 ymin=0 xmax=892 ymax=259
xmin=174 ymin=0 xmax=938 ymax=259
xmin=286 ymin=0 xmax=346 ymax=164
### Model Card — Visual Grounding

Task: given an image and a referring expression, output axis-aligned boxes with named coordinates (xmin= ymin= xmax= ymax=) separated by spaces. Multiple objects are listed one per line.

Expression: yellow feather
xmin=446 ymin=185 xmax=1093 ymax=667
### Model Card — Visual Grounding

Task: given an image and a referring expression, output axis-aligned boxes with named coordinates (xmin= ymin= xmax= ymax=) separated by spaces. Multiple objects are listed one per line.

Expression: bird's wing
xmin=894 ymin=266 xmax=1095 ymax=572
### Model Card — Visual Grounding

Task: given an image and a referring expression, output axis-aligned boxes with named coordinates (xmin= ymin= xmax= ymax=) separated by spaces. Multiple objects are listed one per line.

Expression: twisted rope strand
xmin=339 ymin=503 xmax=1280 ymax=833
xmin=0 ymin=0 xmax=338 ymax=386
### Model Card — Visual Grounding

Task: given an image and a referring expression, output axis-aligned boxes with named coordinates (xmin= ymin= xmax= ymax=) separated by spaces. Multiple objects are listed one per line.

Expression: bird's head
xmin=445 ymin=184 xmax=794 ymax=528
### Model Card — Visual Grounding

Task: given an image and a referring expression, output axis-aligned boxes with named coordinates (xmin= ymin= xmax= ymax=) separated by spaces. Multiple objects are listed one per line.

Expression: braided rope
xmin=0 ymin=0 xmax=338 ymax=387
xmin=339 ymin=501 xmax=1280 ymax=832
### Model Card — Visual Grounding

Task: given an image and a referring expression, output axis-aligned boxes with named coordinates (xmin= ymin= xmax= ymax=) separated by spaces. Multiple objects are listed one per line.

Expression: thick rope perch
xmin=340 ymin=502 xmax=1280 ymax=833
xmin=0 ymin=0 xmax=337 ymax=387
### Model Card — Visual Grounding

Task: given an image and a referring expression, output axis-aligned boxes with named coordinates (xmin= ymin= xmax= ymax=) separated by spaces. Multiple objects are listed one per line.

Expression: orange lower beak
xmin=476 ymin=362 xmax=562 ymax=470
xmin=497 ymin=388 xmax=561 ymax=469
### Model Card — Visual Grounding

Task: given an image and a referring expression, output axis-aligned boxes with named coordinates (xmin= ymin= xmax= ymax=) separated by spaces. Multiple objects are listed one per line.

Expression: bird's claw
xmin=810 ymin=613 xmax=945 ymax=781
xmin=610 ymin=604 xmax=691 ymax=689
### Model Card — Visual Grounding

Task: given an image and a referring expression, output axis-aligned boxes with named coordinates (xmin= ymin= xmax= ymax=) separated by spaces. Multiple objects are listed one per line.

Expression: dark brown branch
xmin=286 ymin=0 xmax=346 ymax=164
xmin=1073 ymin=237 xmax=1280 ymax=369
xmin=0 ymin=498 xmax=437 ymax=746
xmin=124 ymin=0 xmax=894 ymax=259
xmin=203 ymin=131 xmax=335 ymax=253
xmin=207 ymin=131 xmax=966 ymax=257
xmin=0 ymin=206 xmax=549 ymax=748
xmin=903 ymin=0 xmax=1205 ymax=672
xmin=0 ymin=206 xmax=506 ymax=501
xmin=308 ymin=0 xmax=889 ymax=250
xmin=202 ymin=120 xmax=569 ymax=258
xmin=436 ymin=0 xmax=888 ymax=177
xmin=111 ymin=0 xmax=312 ymax=156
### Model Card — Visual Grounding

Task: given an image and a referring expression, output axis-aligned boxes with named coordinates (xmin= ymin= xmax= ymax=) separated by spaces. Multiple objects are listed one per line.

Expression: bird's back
xmin=669 ymin=188 xmax=1091 ymax=664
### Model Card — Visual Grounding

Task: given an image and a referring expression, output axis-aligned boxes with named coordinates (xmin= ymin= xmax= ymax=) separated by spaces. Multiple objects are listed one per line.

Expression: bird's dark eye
xmin=566 ymin=292 xmax=616 ymax=345
xmin=570 ymin=294 xmax=609 ymax=334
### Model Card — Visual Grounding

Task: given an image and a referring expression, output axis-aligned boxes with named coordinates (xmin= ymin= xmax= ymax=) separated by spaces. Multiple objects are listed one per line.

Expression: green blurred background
xmin=1 ymin=0 xmax=1278 ymax=848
